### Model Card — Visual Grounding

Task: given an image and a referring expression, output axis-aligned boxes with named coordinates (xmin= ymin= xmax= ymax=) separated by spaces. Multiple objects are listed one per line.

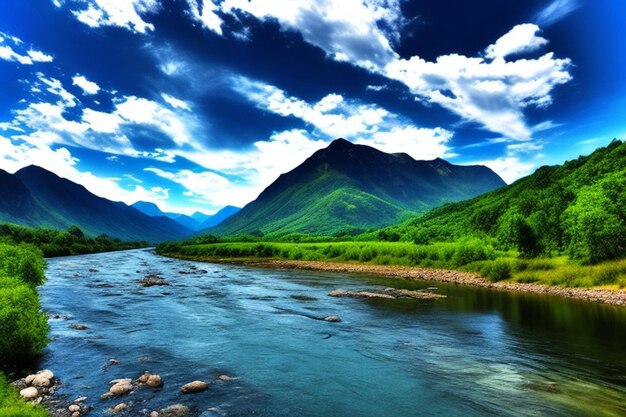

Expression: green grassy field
xmin=158 ymin=240 xmax=626 ymax=288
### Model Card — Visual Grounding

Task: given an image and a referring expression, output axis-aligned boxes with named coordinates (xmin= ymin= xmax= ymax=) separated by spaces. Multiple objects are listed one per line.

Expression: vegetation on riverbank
xmin=0 ymin=223 xmax=148 ymax=257
xmin=0 ymin=243 xmax=50 ymax=415
xmin=157 ymin=240 xmax=626 ymax=288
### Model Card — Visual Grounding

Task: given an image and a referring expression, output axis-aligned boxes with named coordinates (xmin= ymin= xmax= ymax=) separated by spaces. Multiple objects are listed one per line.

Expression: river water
xmin=39 ymin=249 xmax=626 ymax=416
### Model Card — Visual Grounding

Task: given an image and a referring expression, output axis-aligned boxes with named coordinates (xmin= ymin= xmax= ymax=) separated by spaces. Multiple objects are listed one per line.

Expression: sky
xmin=0 ymin=0 xmax=624 ymax=215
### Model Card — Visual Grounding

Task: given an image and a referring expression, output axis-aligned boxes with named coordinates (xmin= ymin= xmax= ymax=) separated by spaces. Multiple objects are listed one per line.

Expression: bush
xmin=0 ymin=244 xmax=45 ymax=287
xmin=0 ymin=283 xmax=49 ymax=367
xmin=482 ymin=259 xmax=513 ymax=282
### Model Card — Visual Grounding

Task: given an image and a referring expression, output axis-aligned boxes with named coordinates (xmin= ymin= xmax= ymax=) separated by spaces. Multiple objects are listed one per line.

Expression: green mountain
xmin=382 ymin=140 xmax=626 ymax=264
xmin=209 ymin=138 xmax=505 ymax=237
xmin=0 ymin=166 xmax=191 ymax=242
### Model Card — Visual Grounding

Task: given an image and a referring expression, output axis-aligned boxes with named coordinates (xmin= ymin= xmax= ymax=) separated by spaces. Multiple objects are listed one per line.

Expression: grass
xmin=0 ymin=374 xmax=48 ymax=417
xmin=159 ymin=240 xmax=626 ymax=289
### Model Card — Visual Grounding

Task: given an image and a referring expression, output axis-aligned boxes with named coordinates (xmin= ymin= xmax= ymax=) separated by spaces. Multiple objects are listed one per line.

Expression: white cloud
xmin=38 ymin=73 xmax=78 ymax=107
xmin=66 ymin=0 xmax=159 ymax=33
xmin=534 ymin=0 xmax=580 ymax=27
xmin=220 ymin=0 xmax=402 ymax=71
xmin=72 ymin=74 xmax=101 ymax=95
xmin=161 ymin=94 xmax=191 ymax=110
xmin=0 ymin=32 xmax=53 ymax=65
xmin=234 ymin=77 xmax=454 ymax=159
xmin=485 ymin=24 xmax=548 ymax=59
xmin=355 ymin=126 xmax=453 ymax=160
xmin=186 ymin=0 xmax=223 ymax=35
xmin=476 ymin=156 xmax=536 ymax=184
xmin=385 ymin=46 xmax=571 ymax=140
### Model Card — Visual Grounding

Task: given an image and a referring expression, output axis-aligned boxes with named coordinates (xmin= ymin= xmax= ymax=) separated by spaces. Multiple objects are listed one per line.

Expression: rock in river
xmin=180 ymin=380 xmax=208 ymax=393
xmin=160 ymin=404 xmax=190 ymax=416
xmin=109 ymin=380 xmax=133 ymax=396
xmin=323 ymin=315 xmax=342 ymax=322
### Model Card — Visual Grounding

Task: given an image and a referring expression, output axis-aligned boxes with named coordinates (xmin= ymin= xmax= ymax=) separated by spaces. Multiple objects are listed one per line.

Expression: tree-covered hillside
xmin=379 ymin=140 xmax=626 ymax=264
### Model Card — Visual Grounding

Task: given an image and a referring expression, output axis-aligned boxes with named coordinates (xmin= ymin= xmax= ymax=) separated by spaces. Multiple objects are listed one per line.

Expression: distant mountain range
xmin=0 ymin=166 xmax=191 ymax=242
xmin=209 ymin=138 xmax=506 ymax=237
xmin=131 ymin=201 xmax=240 ymax=231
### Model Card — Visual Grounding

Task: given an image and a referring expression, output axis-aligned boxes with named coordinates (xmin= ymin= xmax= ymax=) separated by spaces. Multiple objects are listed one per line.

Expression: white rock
xmin=109 ymin=378 xmax=132 ymax=385
xmin=31 ymin=374 xmax=51 ymax=388
xmin=37 ymin=369 xmax=54 ymax=380
xmin=24 ymin=374 xmax=36 ymax=385
xmin=109 ymin=381 xmax=132 ymax=396
xmin=20 ymin=387 xmax=38 ymax=399
xmin=68 ymin=404 xmax=80 ymax=412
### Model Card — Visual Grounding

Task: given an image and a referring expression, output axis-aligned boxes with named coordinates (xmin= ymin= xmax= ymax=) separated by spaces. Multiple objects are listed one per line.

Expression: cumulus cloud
xmin=186 ymin=0 xmax=223 ymax=35
xmin=485 ymin=24 xmax=548 ymax=59
xmin=0 ymin=32 xmax=53 ymax=65
xmin=61 ymin=0 xmax=160 ymax=33
xmin=72 ymin=74 xmax=101 ymax=95
xmin=385 ymin=29 xmax=571 ymax=140
xmin=234 ymin=76 xmax=454 ymax=159
xmin=220 ymin=0 xmax=402 ymax=71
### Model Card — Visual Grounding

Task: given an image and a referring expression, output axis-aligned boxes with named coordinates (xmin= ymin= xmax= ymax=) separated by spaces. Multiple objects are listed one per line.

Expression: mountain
xmin=132 ymin=201 xmax=203 ymax=231
xmin=380 ymin=139 xmax=626 ymax=264
xmin=0 ymin=166 xmax=192 ymax=242
xmin=199 ymin=205 xmax=241 ymax=229
xmin=208 ymin=138 xmax=505 ymax=237
xmin=132 ymin=201 xmax=238 ymax=231
xmin=191 ymin=211 xmax=211 ymax=223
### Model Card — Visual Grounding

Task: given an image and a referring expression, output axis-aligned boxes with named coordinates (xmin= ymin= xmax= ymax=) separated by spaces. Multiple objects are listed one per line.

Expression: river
xmin=39 ymin=249 xmax=626 ymax=416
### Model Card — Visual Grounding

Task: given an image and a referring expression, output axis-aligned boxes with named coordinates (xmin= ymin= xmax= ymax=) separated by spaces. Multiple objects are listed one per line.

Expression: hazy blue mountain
xmin=0 ymin=166 xmax=192 ymax=242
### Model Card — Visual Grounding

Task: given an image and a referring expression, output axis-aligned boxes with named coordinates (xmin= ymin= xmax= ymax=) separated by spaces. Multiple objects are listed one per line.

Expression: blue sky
xmin=0 ymin=0 xmax=623 ymax=215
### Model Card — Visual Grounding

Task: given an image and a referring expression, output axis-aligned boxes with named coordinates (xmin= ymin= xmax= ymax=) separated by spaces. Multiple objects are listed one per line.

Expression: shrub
xmin=482 ymin=259 xmax=513 ymax=282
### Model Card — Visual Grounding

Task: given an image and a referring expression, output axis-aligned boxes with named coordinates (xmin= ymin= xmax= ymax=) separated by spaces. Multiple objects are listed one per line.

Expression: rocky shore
xmin=171 ymin=256 xmax=626 ymax=307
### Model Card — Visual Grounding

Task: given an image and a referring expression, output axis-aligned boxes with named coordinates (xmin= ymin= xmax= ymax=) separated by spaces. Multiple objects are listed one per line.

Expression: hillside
xmin=209 ymin=138 xmax=505 ymax=237
xmin=0 ymin=166 xmax=191 ymax=242
xmin=382 ymin=140 xmax=626 ymax=264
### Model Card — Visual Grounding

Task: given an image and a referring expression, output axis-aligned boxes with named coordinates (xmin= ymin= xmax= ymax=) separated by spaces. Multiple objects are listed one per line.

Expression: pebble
xmin=20 ymin=387 xmax=39 ymax=399
xmin=180 ymin=380 xmax=208 ymax=393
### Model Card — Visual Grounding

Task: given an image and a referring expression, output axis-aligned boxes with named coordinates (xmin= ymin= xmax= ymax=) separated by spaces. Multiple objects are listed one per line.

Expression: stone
xmin=20 ymin=387 xmax=39 ymax=399
xmin=323 ymin=315 xmax=342 ymax=322
xmin=25 ymin=374 xmax=36 ymax=385
xmin=109 ymin=381 xmax=133 ymax=396
xmin=328 ymin=289 xmax=396 ymax=299
xmin=180 ymin=380 xmax=208 ymax=394
xmin=146 ymin=374 xmax=163 ymax=388
xmin=69 ymin=323 xmax=89 ymax=330
xmin=109 ymin=378 xmax=132 ymax=385
xmin=100 ymin=392 xmax=114 ymax=400
xmin=31 ymin=374 xmax=51 ymax=388
xmin=112 ymin=403 xmax=128 ymax=413
xmin=68 ymin=404 xmax=80 ymax=412
xmin=160 ymin=404 xmax=190 ymax=417
xmin=73 ymin=396 xmax=88 ymax=403
xmin=72 ymin=412 xmax=80 ymax=417
xmin=150 ymin=412 xmax=159 ymax=417
xmin=137 ymin=372 xmax=150 ymax=384
xmin=217 ymin=375 xmax=237 ymax=381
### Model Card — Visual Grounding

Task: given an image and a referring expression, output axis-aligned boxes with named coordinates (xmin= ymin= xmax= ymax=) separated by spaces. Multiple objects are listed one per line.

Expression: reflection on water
xmin=39 ymin=249 xmax=626 ymax=417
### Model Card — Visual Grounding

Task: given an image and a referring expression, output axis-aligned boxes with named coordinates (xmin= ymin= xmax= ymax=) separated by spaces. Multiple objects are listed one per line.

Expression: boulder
xmin=31 ymin=374 xmax=51 ymax=388
xmin=71 ymin=412 xmax=80 ymax=417
xmin=109 ymin=381 xmax=133 ymax=396
xmin=160 ymin=404 xmax=190 ymax=417
xmin=112 ymin=403 xmax=128 ymax=413
xmin=150 ymin=412 xmax=159 ymax=417
xmin=24 ymin=374 xmax=36 ymax=385
xmin=68 ymin=404 xmax=80 ymax=412
xmin=73 ymin=396 xmax=88 ymax=403
xmin=146 ymin=374 xmax=163 ymax=388
xmin=20 ymin=387 xmax=38 ymax=400
xmin=180 ymin=380 xmax=208 ymax=394
xmin=137 ymin=373 xmax=150 ymax=384
xmin=69 ymin=323 xmax=89 ymax=330
xmin=323 ymin=315 xmax=341 ymax=322
xmin=109 ymin=378 xmax=132 ymax=385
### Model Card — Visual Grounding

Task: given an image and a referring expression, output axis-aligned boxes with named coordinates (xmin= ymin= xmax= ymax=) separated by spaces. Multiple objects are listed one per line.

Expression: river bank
xmin=162 ymin=253 xmax=626 ymax=307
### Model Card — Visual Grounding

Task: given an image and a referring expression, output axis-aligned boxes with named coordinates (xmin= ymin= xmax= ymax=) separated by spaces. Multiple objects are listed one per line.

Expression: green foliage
xmin=0 ymin=373 xmax=49 ymax=417
xmin=0 ymin=244 xmax=49 ymax=370
xmin=481 ymin=259 xmax=513 ymax=282
xmin=0 ymin=223 xmax=147 ymax=258
xmin=376 ymin=140 xmax=626 ymax=264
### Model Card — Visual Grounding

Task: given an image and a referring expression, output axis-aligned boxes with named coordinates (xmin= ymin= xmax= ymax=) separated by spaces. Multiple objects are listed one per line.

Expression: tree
xmin=67 ymin=225 xmax=84 ymax=239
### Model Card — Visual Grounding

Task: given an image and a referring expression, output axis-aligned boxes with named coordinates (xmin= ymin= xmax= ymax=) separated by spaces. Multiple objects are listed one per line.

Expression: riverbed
xmin=39 ymin=249 xmax=626 ymax=416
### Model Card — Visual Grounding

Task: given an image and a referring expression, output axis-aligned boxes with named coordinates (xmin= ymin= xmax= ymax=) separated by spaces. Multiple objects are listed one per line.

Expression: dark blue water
xmin=39 ymin=249 xmax=626 ymax=416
